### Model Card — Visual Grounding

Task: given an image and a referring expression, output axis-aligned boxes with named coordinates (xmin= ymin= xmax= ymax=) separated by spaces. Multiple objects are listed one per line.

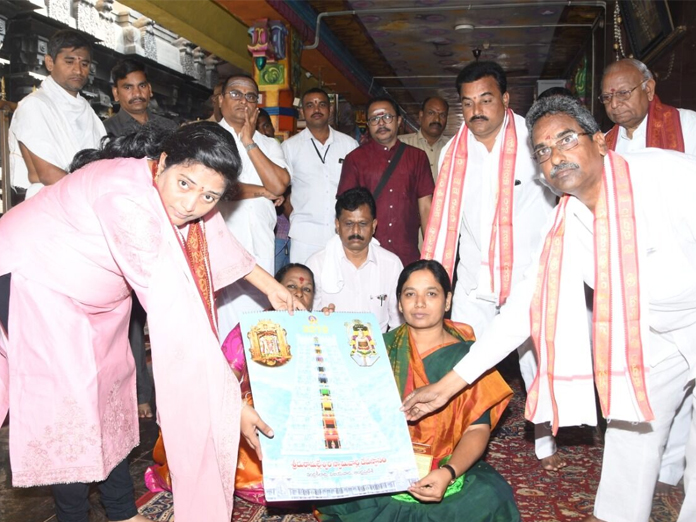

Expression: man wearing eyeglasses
xmin=282 ymin=88 xmax=358 ymax=264
xmin=337 ymin=96 xmax=434 ymax=266
xmin=601 ymin=58 xmax=696 ymax=497
xmin=398 ymin=96 xmax=450 ymax=181
xmin=421 ymin=61 xmax=557 ymax=471
xmin=216 ymin=74 xmax=290 ymax=341
xmin=600 ymin=58 xmax=696 ymax=155
xmin=403 ymin=94 xmax=696 ymax=522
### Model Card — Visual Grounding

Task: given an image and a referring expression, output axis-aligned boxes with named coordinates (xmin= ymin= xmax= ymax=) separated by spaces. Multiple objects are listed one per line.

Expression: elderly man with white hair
xmin=601 ymin=57 xmax=696 ymax=493
xmin=600 ymin=58 xmax=696 ymax=155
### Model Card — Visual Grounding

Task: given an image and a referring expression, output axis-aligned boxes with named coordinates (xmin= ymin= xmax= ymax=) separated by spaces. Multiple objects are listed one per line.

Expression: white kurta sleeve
xmin=453 ymin=267 xmax=536 ymax=384
xmin=452 ymin=206 xmax=558 ymax=384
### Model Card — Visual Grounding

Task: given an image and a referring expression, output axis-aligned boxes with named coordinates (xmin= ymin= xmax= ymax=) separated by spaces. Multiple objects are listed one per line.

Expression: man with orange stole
xmin=600 ymin=57 xmax=696 ymax=494
xmin=421 ymin=61 xmax=557 ymax=469
xmin=403 ymin=95 xmax=696 ymax=522
xmin=601 ymin=58 xmax=696 ymax=155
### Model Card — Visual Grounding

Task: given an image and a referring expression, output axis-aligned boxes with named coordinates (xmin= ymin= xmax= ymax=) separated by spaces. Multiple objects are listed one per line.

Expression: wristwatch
xmin=245 ymin=142 xmax=259 ymax=153
xmin=440 ymin=463 xmax=457 ymax=484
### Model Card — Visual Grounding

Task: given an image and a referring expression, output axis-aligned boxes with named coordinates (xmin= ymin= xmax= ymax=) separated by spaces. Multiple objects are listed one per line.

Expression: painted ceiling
xmin=130 ymin=1 xmax=606 ymax=135
xmin=305 ymin=0 xmax=606 ymax=134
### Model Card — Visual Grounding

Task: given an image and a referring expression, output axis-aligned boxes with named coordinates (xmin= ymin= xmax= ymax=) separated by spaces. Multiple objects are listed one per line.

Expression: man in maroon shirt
xmin=338 ymin=96 xmax=434 ymax=265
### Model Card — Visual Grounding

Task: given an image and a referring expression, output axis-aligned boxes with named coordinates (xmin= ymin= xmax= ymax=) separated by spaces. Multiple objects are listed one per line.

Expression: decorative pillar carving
xmin=46 ymin=0 xmax=72 ymax=26
xmin=193 ymin=46 xmax=205 ymax=84
xmin=133 ymin=17 xmax=156 ymax=60
xmin=174 ymin=38 xmax=194 ymax=77
xmin=248 ymin=20 xmax=296 ymax=138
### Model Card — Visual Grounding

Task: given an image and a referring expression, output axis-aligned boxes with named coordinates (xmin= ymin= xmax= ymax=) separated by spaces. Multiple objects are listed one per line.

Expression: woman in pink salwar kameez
xmin=0 ymin=122 xmax=294 ymax=522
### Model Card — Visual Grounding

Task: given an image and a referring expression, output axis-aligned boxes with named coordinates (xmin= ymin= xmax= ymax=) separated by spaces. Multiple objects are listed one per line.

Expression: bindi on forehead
xmin=299 ymin=276 xmax=305 ymax=283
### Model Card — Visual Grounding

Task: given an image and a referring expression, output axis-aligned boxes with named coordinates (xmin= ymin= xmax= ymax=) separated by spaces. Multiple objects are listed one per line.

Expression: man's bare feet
xmin=655 ymin=481 xmax=679 ymax=497
xmin=112 ymin=515 xmax=152 ymax=522
xmin=540 ymin=452 xmax=567 ymax=471
xmin=138 ymin=402 xmax=153 ymax=419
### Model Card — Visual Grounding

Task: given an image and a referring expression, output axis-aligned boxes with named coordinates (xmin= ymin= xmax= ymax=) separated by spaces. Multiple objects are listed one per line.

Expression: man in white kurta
xmin=216 ymin=75 xmax=290 ymax=341
xmin=422 ymin=61 xmax=556 ymax=466
xmin=601 ymin=58 xmax=696 ymax=155
xmin=9 ymin=29 xmax=105 ymax=199
xmin=281 ymin=88 xmax=358 ymax=264
xmin=600 ymin=57 xmax=696 ymax=490
xmin=405 ymin=96 xmax=696 ymax=522
xmin=307 ymin=187 xmax=403 ymax=333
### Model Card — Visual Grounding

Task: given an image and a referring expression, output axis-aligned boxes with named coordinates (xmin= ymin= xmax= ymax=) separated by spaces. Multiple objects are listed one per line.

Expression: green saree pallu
xmin=317 ymin=322 xmax=520 ymax=522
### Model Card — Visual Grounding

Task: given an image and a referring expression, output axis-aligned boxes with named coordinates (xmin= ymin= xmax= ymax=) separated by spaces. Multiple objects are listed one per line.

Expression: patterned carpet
xmin=136 ymin=366 xmax=685 ymax=521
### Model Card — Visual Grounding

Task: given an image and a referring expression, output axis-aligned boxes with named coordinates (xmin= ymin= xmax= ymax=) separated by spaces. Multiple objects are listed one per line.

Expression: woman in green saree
xmin=317 ymin=259 xmax=520 ymax=521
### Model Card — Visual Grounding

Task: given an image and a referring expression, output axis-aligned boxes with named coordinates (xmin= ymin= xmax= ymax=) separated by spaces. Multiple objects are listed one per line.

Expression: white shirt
xmin=217 ymin=119 xmax=288 ymax=273
xmin=613 ymin=107 xmax=696 ymax=155
xmin=438 ymin=112 xmax=555 ymax=334
xmin=454 ymin=149 xmax=696 ymax=389
xmin=307 ymin=237 xmax=404 ymax=333
xmin=9 ymin=76 xmax=106 ymax=198
xmin=282 ymin=127 xmax=358 ymax=247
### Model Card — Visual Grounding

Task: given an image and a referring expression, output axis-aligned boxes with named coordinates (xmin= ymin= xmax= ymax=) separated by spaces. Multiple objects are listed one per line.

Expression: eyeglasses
xmin=367 ymin=113 xmax=396 ymax=126
xmin=532 ymin=131 xmax=592 ymax=163
xmin=226 ymin=90 xmax=259 ymax=103
xmin=598 ymin=80 xmax=646 ymax=105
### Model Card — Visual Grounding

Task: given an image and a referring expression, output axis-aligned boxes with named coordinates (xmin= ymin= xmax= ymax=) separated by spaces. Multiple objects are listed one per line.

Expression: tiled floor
xmin=0 ymin=415 xmax=160 ymax=522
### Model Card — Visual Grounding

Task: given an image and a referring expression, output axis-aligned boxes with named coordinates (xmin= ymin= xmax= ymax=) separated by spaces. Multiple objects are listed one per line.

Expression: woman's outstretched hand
xmin=267 ymin=283 xmax=306 ymax=314
xmin=240 ymin=404 xmax=274 ymax=460
xmin=401 ymin=371 xmax=468 ymax=421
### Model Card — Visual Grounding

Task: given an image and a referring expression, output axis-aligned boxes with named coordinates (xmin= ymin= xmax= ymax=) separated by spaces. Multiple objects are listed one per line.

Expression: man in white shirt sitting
xmin=307 ymin=187 xmax=403 ymax=333
xmin=282 ymin=87 xmax=358 ymax=264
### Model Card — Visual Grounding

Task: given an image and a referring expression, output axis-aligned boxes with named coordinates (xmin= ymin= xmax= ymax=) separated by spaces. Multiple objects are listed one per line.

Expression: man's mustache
xmin=550 ymin=162 xmax=580 ymax=178
xmin=470 ymin=115 xmax=488 ymax=122
xmin=128 ymin=98 xmax=146 ymax=104
xmin=348 ymin=234 xmax=364 ymax=241
xmin=429 ymin=122 xmax=443 ymax=128
xmin=312 ymin=112 xmax=323 ymax=118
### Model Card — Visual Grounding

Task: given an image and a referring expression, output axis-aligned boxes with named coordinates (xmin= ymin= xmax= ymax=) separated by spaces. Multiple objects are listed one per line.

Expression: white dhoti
xmin=594 ymin=350 xmax=692 ymax=522
xmin=677 ymin=385 xmax=696 ymax=522
xmin=452 ymin=293 xmax=554 ymax=460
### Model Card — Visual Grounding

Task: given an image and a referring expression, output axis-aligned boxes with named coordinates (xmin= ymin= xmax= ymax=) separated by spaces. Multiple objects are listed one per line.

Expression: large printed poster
xmin=239 ymin=311 xmax=419 ymax=501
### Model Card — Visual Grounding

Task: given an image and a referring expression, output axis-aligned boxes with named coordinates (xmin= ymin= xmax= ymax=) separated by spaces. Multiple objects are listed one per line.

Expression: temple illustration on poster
xmin=240 ymin=311 xmax=419 ymax=501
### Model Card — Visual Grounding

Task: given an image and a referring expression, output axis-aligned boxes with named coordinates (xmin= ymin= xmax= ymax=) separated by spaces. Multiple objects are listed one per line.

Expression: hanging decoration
xmin=613 ymin=2 xmax=627 ymax=60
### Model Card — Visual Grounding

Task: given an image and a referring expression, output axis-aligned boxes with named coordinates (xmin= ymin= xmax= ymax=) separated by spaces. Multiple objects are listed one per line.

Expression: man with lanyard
xmin=9 ymin=29 xmax=105 ymax=200
xmin=306 ymin=187 xmax=403 ymax=333
xmin=601 ymin=57 xmax=696 ymax=495
xmin=601 ymin=58 xmax=696 ymax=155
xmin=104 ymin=59 xmax=177 ymax=136
xmin=398 ymin=96 xmax=450 ymax=181
xmin=403 ymin=94 xmax=696 ymax=522
xmin=338 ymin=96 xmax=434 ymax=266
xmin=421 ymin=61 xmax=557 ymax=469
xmin=282 ymin=87 xmax=358 ymax=264
xmin=215 ymin=75 xmax=290 ymax=341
